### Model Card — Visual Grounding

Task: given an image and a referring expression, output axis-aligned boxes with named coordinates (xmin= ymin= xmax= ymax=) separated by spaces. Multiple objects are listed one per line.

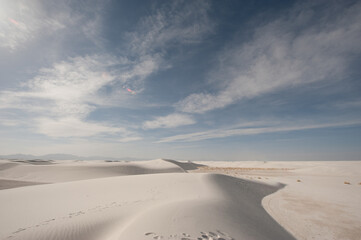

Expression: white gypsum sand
xmin=0 ymin=159 xmax=360 ymax=239
xmin=0 ymin=159 xmax=293 ymax=240
xmin=190 ymin=161 xmax=361 ymax=240
xmin=0 ymin=159 xmax=185 ymax=184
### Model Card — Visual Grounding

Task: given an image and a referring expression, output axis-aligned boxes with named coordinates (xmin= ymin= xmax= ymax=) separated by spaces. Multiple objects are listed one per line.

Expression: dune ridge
xmin=0 ymin=174 xmax=294 ymax=240
xmin=189 ymin=160 xmax=361 ymax=240
xmin=0 ymin=159 xmax=185 ymax=184
xmin=0 ymin=159 xmax=294 ymax=240
xmin=2 ymin=159 xmax=359 ymax=239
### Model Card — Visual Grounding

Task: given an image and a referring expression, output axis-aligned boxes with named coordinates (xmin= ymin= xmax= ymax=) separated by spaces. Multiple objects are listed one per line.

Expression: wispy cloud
xmin=35 ymin=117 xmax=124 ymax=138
xmin=143 ymin=113 xmax=195 ymax=129
xmin=0 ymin=0 xmax=111 ymax=51
xmin=0 ymin=0 xmax=213 ymax=138
xmin=158 ymin=120 xmax=361 ymax=143
xmin=1 ymin=55 xmax=126 ymax=116
xmin=117 ymin=136 xmax=143 ymax=143
xmin=334 ymin=100 xmax=361 ymax=109
xmin=121 ymin=0 xmax=213 ymax=91
xmin=0 ymin=0 xmax=67 ymax=50
xmin=0 ymin=0 xmax=213 ymax=115
xmin=128 ymin=0 xmax=213 ymax=130
xmin=0 ymin=54 xmax=150 ymax=137
xmin=176 ymin=0 xmax=361 ymax=113
xmin=0 ymin=112 xmax=26 ymax=127
xmin=127 ymin=0 xmax=213 ymax=55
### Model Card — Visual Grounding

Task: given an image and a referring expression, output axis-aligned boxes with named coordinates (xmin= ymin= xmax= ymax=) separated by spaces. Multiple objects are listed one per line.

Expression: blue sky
xmin=0 ymin=0 xmax=361 ymax=161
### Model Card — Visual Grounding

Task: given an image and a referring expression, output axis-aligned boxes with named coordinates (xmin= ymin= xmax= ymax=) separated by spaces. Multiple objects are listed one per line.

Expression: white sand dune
xmin=190 ymin=161 xmax=361 ymax=240
xmin=1 ymin=159 xmax=360 ymax=240
xmin=0 ymin=159 xmax=184 ymax=184
xmin=0 ymin=173 xmax=293 ymax=240
xmin=0 ymin=159 xmax=294 ymax=240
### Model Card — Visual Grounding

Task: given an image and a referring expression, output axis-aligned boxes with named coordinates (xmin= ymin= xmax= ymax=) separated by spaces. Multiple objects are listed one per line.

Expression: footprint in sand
xmin=145 ymin=232 xmax=164 ymax=239
xmin=144 ymin=231 xmax=233 ymax=240
xmin=145 ymin=232 xmax=156 ymax=236
xmin=12 ymin=228 xmax=26 ymax=234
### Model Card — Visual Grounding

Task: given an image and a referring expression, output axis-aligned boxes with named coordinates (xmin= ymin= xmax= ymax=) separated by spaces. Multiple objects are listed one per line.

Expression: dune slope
xmin=0 ymin=159 xmax=184 ymax=184
xmin=0 ymin=172 xmax=293 ymax=240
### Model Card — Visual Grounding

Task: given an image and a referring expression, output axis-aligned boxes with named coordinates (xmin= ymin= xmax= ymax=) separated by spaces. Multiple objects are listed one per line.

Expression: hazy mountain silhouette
xmin=0 ymin=154 xmax=146 ymax=161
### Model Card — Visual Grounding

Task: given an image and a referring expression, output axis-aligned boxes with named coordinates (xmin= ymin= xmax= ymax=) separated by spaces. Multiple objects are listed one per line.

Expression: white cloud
xmin=158 ymin=120 xmax=361 ymax=143
xmin=117 ymin=136 xmax=143 ymax=143
xmin=143 ymin=113 xmax=195 ymax=129
xmin=35 ymin=117 xmax=124 ymax=137
xmin=176 ymin=92 xmax=232 ymax=114
xmin=334 ymin=100 xmax=361 ymax=109
xmin=0 ymin=0 xmax=68 ymax=50
xmin=176 ymin=1 xmax=361 ymax=113
xmin=127 ymin=0 xmax=213 ymax=55
xmin=0 ymin=0 xmax=213 ymax=139
xmin=0 ymin=115 xmax=23 ymax=127
xmin=118 ymin=55 xmax=162 ymax=93
xmin=1 ymin=55 xmax=122 ymax=116
xmin=0 ymin=54 xmax=152 ymax=138
xmin=0 ymin=53 xmax=163 ymax=114
xmin=0 ymin=0 xmax=111 ymax=51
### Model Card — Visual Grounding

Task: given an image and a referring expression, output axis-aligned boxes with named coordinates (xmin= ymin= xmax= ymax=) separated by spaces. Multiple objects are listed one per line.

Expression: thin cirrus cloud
xmin=0 ymin=0 xmax=213 ymax=139
xmin=176 ymin=1 xmax=361 ymax=114
xmin=1 ymin=55 xmax=127 ymax=117
xmin=1 ymin=0 xmax=359 ymax=160
xmin=127 ymin=0 xmax=212 ymax=55
xmin=0 ymin=0 xmax=110 ymax=51
xmin=35 ymin=117 xmax=125 ymax=138
xmin=0 ymin=0 xmax=68 ymax=50
xmin=0 ymin=54 xmax=144 ymax=141
xmin=0 ymin=54 xmax=155 ymax=138
xmin=158 ymin=120 xmax=361 ymax=143
xmin=117 ymin=136 xmax=143 ymax=143
xmin=143 ymin=114 xmax=195 ymax=129
xmin=34 ymin=117 xmax=142 ymax=141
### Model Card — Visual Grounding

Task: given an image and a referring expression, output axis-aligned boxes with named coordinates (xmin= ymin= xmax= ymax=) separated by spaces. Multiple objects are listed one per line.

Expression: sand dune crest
xmin=0 ymin=169 xmax=293 ymax=240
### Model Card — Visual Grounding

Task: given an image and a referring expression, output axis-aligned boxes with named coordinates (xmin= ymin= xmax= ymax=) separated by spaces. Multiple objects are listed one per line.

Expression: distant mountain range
xmin=0 ymin=154 xmax=146 ymax=161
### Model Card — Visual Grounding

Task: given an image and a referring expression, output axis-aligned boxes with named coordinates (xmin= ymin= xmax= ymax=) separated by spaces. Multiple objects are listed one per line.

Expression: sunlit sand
xmin=0 ymin=159 xmax=360 ymax=240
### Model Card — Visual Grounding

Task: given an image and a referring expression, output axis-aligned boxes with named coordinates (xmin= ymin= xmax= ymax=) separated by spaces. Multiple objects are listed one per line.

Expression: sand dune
xmin=0 ymin=159 xmax=360 ymax=240
xmin=0 ymin=159 xmax=184 ymax=184
xmin=0 ymin=172 xmax=293 ymax=240
xmin=0 ymin=179 xmax=45 ymax=190
xmin=190 ymin=161 xmax=361 ymax=240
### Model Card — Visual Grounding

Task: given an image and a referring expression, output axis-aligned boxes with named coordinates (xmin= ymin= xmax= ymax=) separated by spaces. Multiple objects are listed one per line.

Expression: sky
xmin=0 ymin=0 xmax=361 ymax=161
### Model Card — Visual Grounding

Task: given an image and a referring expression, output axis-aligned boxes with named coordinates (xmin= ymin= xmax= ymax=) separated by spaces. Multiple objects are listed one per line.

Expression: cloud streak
xmin=1 ymin=55 xmax=126 ymax=116
xmin=158 ymin=120 xmax=361 ymax=143
xmin=176 ymin=0 xmax=361 ymax=113
xmin=35 ymin=117 xmax=124 ymax=138
xmin=0 ymin=0 xmax=68 ymax=50
xmin=0 ymin=54 xmax=154 ymax=137
xmin=127 ymin=0 xmax=213 ymax=55
xmin=0 ymin=0 xmax=213 ymax=138
xmin=143 ymin=114 xmax=195 ymax=129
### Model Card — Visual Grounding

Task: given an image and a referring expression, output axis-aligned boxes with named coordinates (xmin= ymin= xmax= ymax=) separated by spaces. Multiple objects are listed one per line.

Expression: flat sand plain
xmin=0 ymin=159 xmax=360 ymax=240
